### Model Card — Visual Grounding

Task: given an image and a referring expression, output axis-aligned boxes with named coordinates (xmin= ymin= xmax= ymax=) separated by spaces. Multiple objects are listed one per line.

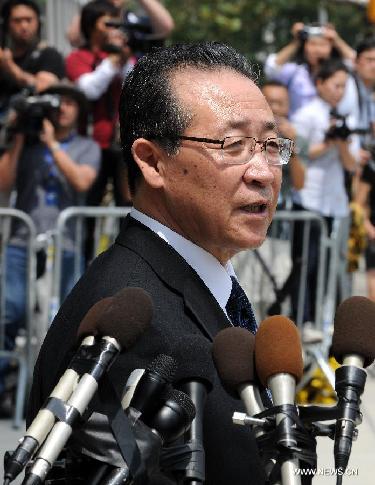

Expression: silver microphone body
xmin=268 ymin=373 xmax=301 ymax=485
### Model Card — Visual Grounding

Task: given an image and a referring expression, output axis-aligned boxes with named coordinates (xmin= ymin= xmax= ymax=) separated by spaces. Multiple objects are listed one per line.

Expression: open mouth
xmin=241 ymin=203 xmax=267 ymax=214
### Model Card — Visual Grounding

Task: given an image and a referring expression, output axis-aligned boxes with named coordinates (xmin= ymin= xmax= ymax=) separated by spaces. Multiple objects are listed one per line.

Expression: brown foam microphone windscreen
xmin=212 ymin=327 xmax=255 ymax=396
xmin=77 ymin=297 xmax=115 ymax=339
xmin=255 ymin=316 xmax=303 ymax=387
xmin=96 ymin=287 xmax=153 ymax=349
xmin=332 ymin=296 xmax=375 ymax=367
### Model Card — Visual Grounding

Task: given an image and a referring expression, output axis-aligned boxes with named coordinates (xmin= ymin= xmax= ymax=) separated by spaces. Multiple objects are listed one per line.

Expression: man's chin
xmin=231 ymin=233 xmax=268 ymax=256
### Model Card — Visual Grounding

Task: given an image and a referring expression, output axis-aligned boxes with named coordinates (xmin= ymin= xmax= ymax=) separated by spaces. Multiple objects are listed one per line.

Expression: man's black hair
xmin=356 ymin=37 xmax=375 ymax=58
xmin=119 ymin=41 xmax=257 ymax=194
xmin=1 ymin=0 xmax=40 ymax=21
xmin=314 ymin=58 xmax=349 ymax=83
xmin=80 ymin=0 xmax=118 ymax=43
xmin=1 ymin=0 xmax=41 ymax=44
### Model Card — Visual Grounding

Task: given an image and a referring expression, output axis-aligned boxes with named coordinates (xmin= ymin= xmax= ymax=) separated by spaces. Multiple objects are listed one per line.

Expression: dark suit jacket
xmin=28 ymin=216 xmax=266 ymax=485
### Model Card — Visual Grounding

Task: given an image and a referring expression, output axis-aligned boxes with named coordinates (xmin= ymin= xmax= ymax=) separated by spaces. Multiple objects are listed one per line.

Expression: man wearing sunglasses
xmin=28 ymin=42 xmax=293 ymax=484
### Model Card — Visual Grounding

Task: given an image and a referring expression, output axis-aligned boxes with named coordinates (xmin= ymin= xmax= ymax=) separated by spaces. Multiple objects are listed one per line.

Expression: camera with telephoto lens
xmin=325 ymin=113 xmax=370 ymax=141
xmin=104 ymin=11 xmax=165 ymax=57
xmin=298 ymin=25 xmax=324 ymax=42
xmin=325 ymin=114 xmax=352 ymax=141
xmin=8 ymin=92 xmax=61 ymax=139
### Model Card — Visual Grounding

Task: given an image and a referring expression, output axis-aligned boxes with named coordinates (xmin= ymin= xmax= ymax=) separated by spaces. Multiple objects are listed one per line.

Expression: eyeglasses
xmin=176 ymin=135 xmax=294 ymax=166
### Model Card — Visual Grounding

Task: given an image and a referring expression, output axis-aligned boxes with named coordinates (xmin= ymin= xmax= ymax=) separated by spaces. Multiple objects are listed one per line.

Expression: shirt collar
xmin=130 ymin=208 xmax=235 ymax=312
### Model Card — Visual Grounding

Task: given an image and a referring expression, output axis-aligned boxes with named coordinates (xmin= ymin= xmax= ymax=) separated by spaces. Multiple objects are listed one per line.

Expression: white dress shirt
xmin=130 ymin=208 xmax=236 ymax=314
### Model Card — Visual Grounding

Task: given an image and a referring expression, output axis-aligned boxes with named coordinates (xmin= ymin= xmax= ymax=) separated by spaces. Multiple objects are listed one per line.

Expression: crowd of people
xmin=0 ymin=0 xmax=174 ymax=409
xmin=0 ymin=1 xmax=374 ymax=413
xmin=0 ymin=2 xmax=373 ymax=482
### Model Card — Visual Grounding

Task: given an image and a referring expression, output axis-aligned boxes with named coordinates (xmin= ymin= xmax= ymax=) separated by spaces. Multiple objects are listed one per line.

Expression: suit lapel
xmin=116 ymin=216 xmax=231 ymax=340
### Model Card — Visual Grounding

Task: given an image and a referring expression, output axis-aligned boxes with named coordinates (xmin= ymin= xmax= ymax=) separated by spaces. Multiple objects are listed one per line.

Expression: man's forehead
xmin=358 ymin=49 xmax=375 ymax=60
xmin=170 ymin=67 xmax=274 ymax=130
xmin=172 ymin=67 xmax=257 ymax=97
xmin=10 ymin=5 xmax=37 ymax=17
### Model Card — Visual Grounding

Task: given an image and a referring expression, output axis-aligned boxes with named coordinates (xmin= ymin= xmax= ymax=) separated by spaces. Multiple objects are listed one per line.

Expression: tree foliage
xmin=163 ymin=0 xmax=373 ymax=66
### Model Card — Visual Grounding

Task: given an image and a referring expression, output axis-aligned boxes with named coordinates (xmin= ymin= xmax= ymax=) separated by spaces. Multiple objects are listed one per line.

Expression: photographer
xmin=66 ymin=0 xmax=174 ymax=49
xmin=346 ymin=38 xmax=375 ymax=183
xmin=66 ymin=1 xmax=136 ymax=216
xmin=0 ymin=83 xmax=100 ymax=404
xmin=264 ymin=22 xmax=356 ymax=115
xmin=0 ymin=0 xmax=65 ymax=119
xmin=289 ymin=60 xmax=360 ymax=324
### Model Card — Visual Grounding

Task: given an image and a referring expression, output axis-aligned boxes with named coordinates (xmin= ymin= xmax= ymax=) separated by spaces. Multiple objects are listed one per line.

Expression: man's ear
xmin=131 ymin=138 xmax=165 ymax=189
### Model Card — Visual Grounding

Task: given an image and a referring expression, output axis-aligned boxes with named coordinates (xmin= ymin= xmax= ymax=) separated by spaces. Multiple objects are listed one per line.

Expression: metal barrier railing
xmin=0 ymin=205 xmax=355 ymax=420
xmin=233 ymin=211 xmax=331 ymax=328
xmin=0 ymin=208 xmax=37 ymax=428
xmin=233 ymin=210 xmax=350 ymax=389
xmin=49 ymin=206 xmax=131 ymax=325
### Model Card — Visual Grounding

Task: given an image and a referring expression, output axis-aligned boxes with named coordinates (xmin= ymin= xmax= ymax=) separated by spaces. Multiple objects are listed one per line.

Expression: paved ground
xmin=0 ymin=269 xmax=373 ymax=484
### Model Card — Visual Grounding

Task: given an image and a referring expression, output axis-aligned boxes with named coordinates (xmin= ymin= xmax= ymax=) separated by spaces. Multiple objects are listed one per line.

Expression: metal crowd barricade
xmin=0 ymin=208 xmax=37 ymax=428
xmin=233 ymin=209 xmax=350 ymax=390
xmin=48 ymin=206 xmax=131 ymax=326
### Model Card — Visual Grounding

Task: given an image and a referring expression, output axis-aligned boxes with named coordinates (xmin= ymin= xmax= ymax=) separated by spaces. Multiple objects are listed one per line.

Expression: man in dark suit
xmin=27 ymin=41 xmax=293 ymax=484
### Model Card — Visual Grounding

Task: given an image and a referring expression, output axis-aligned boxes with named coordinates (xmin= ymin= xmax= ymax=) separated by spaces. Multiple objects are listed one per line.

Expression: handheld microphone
xmin=100 ymin=388 xmax=196 ymax=485
xmin=129 ymin=354 xmax=177 ymax=422
xmin=255 ymin=316 xmax=304 ymax=485
xmin=145 ymin=388 xmax=196 ymax=443
xmin=172 ymin=335 xmax=215 ymax=485
xmin=22 ymin=287 xmax=153 ymax=485
xmin=3 ymin=297 xmax=114 ymax=485
xmin=212 ymin=327 xmax=265 ymax=423
xmin=331 ymin=296 xmax=375 ymax=481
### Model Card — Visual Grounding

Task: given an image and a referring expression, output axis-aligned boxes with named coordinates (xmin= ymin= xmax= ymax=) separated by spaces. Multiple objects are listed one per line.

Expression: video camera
xmin=298 ymin=25 xmax=324 ymax=42
xmin=8 ymin=91 xmax=61 ymax=139
xmin=325 ymin=113 xmax=369 ymax=141
xmin=105 ymin=11 xmax=165 ymax=57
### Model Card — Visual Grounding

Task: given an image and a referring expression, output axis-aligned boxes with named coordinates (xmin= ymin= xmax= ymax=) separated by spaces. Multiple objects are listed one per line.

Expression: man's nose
xmin=242 ymin=151 xmax=276 ymax=185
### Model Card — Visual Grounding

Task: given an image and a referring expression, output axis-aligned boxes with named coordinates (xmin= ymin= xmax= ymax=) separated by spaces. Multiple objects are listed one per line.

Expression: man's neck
xmin=359 ymin=75 xmax=375 ymax=90
xmin=132 ymin=201 xmax=233 ymax=266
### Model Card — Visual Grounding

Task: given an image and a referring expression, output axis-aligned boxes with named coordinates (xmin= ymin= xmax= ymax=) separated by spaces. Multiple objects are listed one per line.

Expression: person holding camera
xmin=264 ymin=22 xmax=356 ymax=116
xmin=67 ymin=1 xmax=140 ymax=208
xmin=0 ymin=83 xmax=100 ymax=405
xmin=0 ymin=0 xmax=65 ymax=120
xmin=66 ymin=0 xmax=174 ymax=49
xmin=66 ymin=0 xmax=136 ymax=262
xmin=288 ymin=60 xmax=359 ymax=323
xmin=352 ymin=38 xmax=375 ymax=301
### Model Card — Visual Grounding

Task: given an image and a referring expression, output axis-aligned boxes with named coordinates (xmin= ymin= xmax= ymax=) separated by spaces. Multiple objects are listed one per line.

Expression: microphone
xmin=100 ymin=388 xmax=196 ymax=485
xmin=172 ymin=336 xmax=215 ymax=485
xmin=22 ymin=287 xmax=153 ymax=485
xmin=212 ymin=327 xmax=265 ymax=424
xmin=129 ymin=354 xmax=177 ymax=422
xmin=3 ymin=297 xmax=114 ymax=485
xmin=255 ymin=316 xmax=304 ymax=485
xmin=331 ymin=296 xmax=375 ymax=481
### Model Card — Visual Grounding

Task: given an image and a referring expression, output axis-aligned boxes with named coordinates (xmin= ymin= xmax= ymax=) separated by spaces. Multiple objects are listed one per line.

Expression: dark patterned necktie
xmin=226 ymin=276 xmax=257 ymax=334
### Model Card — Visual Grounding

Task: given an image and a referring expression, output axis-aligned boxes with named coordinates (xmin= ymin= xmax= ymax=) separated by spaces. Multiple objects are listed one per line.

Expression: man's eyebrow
xmin=264 ymin=120 xmax=277 ymax=131
xmin=224 ymin=119 xmax=277 ymax=131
